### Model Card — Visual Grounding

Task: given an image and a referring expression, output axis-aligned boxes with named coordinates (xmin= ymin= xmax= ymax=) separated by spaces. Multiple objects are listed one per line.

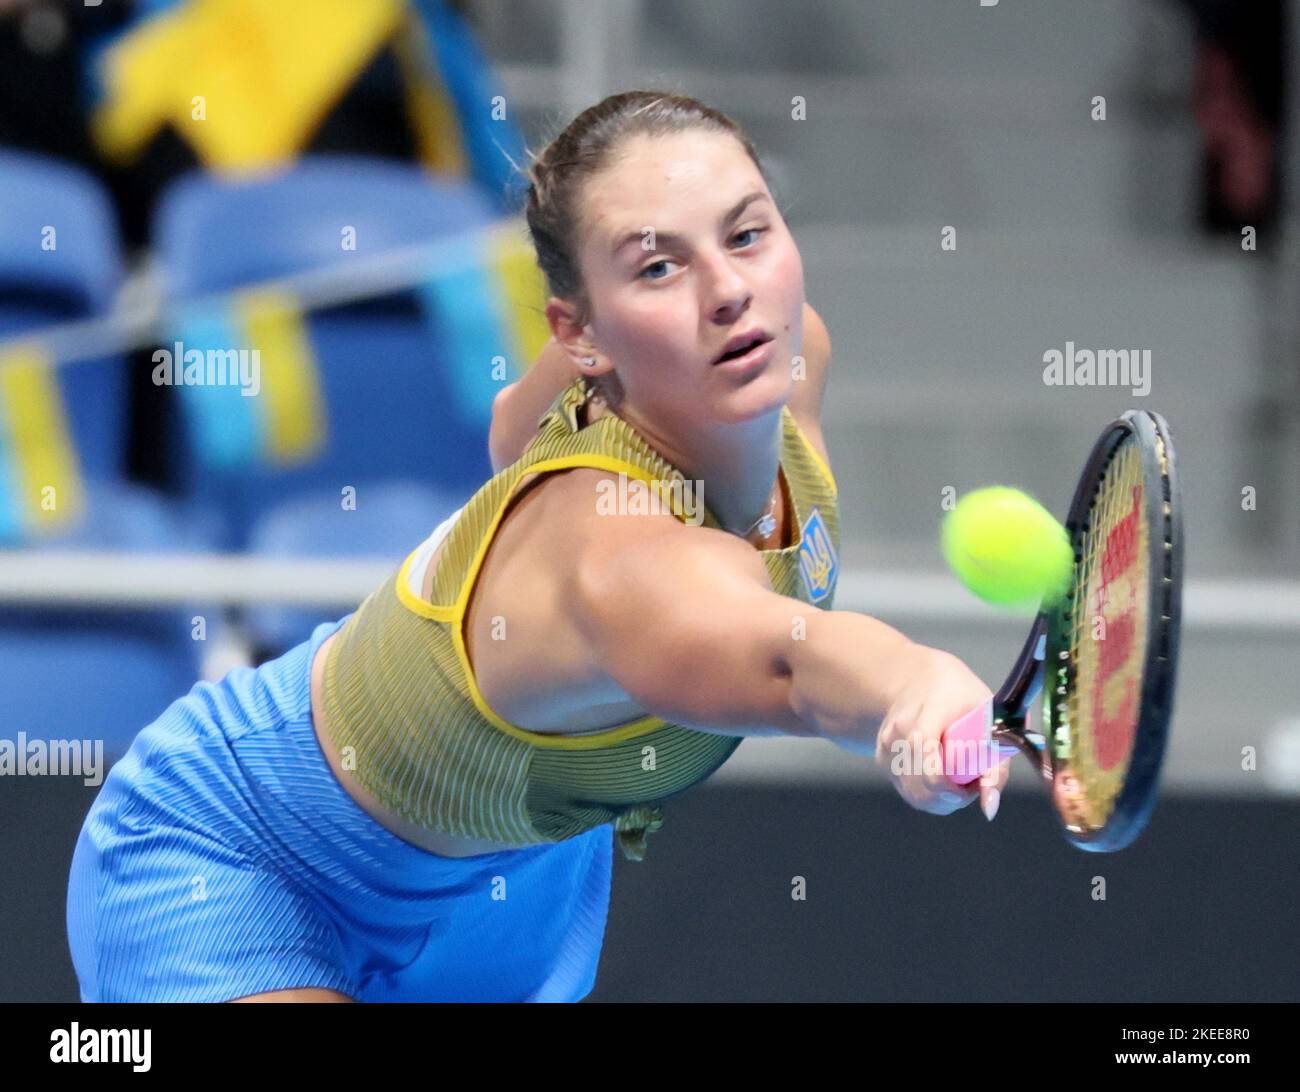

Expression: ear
xmin=545 ymin=296 xmax=614 ymax=377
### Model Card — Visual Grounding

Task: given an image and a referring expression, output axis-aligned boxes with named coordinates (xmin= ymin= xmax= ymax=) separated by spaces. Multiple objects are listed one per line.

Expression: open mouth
xmin=713 ymin=332 xmax=773 ymax=364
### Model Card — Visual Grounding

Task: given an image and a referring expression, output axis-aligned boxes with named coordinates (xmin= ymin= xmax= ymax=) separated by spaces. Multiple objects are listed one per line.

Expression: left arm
xmin=785 ymin=302 xmax=834 ymax=476
xmin=488 ymin=337 xmax=582 ymax=473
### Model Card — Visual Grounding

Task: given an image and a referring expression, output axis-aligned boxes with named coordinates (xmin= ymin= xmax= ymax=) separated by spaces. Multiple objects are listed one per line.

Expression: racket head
xmin=1044 ymin=409 xmax=1182 ymax=851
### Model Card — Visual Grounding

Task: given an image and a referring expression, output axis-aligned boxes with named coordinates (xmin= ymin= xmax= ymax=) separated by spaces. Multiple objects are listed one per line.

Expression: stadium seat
xmin=0 ymin=149 xmax=127 ymax=483
xmin=0 ymin=151 xmax=205 ymax=759
xmin=243 ymin=479 xmax=464 ymax=655
xmin=153 ymin=155 xmax=500 ymax=550
xmin=0 ymin=479 xmax=208 ymax=760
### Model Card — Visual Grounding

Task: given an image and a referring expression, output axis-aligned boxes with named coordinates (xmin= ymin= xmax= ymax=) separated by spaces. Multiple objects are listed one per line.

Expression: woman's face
xmin=572 ymin=129 xmax=805 ymax=429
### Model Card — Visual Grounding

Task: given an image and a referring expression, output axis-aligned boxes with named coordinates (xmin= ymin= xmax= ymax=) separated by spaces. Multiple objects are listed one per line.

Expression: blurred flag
xmin=399 ymin=0 xmax=529 ymax=211
xmin=168 ymin=291 xmax=325 ymax=470
xmin=90 ymin=0 xmax=529 ymax=210
xmin=237 ymin=288 xmax=327 ymax=465
xmin=92 ymin=0 xmax=405 ymax=172
xmin=0 ymin=344 xmax=85 ymax=542
xmin=418 ymin=224 xmax=549 ymax=428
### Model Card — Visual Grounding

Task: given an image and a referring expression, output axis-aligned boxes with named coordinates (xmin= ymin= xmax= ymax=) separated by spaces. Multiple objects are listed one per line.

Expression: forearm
xmin=489 ymin=338 xmax=580 ymax=472
xmin=782 ymin=609 xmax=924 ymax=752
xmin=571 ymin=497 xmax=930 ymax=746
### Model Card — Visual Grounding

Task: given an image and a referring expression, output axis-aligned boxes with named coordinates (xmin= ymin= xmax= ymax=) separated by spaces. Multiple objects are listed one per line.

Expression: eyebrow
xmin=610 ymin=191 xmax=770 ymax=258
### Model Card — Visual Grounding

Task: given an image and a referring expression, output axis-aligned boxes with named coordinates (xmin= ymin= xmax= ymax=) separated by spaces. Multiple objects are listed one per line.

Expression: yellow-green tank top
xmin=319 ymin=375 xmax=840 ymax=860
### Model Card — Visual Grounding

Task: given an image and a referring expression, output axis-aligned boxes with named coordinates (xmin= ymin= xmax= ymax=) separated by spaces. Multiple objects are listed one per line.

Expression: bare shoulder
xmin=465 ymin=462 xmax=767 ymax=733
xmin=563 ymin=469 xmax=774 ymax=596
xmin=785 ymin=301 xmax=833 ymax=475
xmin=541 ymin=464 xmax=703 ymax=557
xmin=527 ymin=465 xmax=769 ymax=609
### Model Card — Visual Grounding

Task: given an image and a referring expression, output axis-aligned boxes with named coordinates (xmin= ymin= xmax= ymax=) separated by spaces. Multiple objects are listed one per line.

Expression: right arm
xmin=567 ymin=474 xmax=989 ymax=762
xmin=565 ymin=471 xmax=1008 ymax=815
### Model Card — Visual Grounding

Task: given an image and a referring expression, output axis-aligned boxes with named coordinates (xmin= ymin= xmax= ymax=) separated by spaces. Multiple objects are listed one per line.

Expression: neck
xmin=594 ymin=391 xmax=784 ymax=538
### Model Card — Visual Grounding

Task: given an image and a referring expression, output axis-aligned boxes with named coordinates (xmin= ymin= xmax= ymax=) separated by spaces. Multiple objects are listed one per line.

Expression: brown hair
xmin=520 ymin=91 xmax=771 ymax=401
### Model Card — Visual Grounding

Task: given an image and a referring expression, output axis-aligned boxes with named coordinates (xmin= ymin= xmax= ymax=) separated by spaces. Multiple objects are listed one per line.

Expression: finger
xmin=947 ymin=785 xmax=980 ymax=810
xmin=892 ymin=772 xmax=944 ymax=814
xmin=876 ymin=715 xmax=912 ymax=774
xmin=924 ymin=789 xmax=970 ymax=816
xmin=978 ymin=759 xmax=1011 ymax=820
xmin=873 ymin=718 xmax=891 ymax=766
xmin=901 ymin=724 xmax=934 ymax=790
xmin=935 ymin=789 xmax=970 ymax=814
xmin=899 ymin=774 xmax=969 ymax=816
xmin=916 ymin=723 xmax=975 ymax=799
xmin=890 ymin=774 xmax=921 ymax=812
xmin=978 ymin=755 xmax=1012 ymax=792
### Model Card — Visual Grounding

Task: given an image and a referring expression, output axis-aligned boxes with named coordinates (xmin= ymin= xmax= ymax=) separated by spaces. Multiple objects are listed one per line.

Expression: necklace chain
xmin=740 ymin=480 xmax=780 ymax=540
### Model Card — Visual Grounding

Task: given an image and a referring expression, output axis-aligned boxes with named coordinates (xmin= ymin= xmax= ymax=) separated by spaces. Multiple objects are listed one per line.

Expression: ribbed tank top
xmin=319 ymin=375 xmax=840 ymax=860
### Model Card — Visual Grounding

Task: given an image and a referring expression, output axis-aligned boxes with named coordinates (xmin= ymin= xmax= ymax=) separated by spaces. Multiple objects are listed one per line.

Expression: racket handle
xmin=941 ymin=699 xmax=1017 ymax=786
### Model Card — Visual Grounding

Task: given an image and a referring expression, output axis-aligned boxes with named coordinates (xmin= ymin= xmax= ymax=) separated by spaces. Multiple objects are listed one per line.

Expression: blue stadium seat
xmin=0 ymin=149 xmax=127 ymax=483
xmin=0 ymin=151 xmax=206 ymax=759
xmin=153 ymin=156 xmax=499 ymax=550
xmin=244 ymin=479 xmax=464 ymax=654
xmin=0 ymin=150 xmax=121 ymax=309
xmin=0 ymin=480 xmax=208 ymax=761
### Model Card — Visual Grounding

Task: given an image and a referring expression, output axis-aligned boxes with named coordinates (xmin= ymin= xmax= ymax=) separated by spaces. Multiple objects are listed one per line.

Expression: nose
xmin=700 ymin=249 xmax=752 ymax=321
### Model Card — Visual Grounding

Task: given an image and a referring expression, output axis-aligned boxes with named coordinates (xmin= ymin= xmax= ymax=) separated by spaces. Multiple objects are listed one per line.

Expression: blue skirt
xmin=65 ymin=616 xmax=613 ymax=1002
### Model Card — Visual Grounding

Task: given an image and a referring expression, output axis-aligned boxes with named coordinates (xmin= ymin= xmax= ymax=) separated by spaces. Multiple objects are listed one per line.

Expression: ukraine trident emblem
xmin=798 ymin=506 xmax=837 ymax=603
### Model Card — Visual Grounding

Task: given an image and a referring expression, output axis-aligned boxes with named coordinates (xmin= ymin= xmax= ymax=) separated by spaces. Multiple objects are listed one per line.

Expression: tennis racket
xmin=940 ymin=409 xmax=1183 ymax=852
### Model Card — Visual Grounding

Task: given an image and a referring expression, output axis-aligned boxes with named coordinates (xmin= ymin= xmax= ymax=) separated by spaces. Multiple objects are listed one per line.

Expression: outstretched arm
xmin=568 ymin=479 xmax=919 ymax=739
xmin=561 ymin=470 xmax=1006 ymax=816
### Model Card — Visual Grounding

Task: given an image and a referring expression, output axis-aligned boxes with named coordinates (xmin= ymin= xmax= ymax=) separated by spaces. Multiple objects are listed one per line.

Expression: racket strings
xmin=1064 ymin=435 xmax=1150 ymax=827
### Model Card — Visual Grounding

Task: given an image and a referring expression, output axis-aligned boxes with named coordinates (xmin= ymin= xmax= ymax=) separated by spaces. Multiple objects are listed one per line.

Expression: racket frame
xmin=987 ymin=612 xmax=1052 ymax=779
xmin=1044 ymin=409 xmax=1182 ymax=851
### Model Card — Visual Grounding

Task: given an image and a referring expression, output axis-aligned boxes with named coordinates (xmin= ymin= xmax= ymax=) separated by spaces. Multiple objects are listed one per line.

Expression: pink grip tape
xmin=942 ymin=699 xmax=1017 ymax=786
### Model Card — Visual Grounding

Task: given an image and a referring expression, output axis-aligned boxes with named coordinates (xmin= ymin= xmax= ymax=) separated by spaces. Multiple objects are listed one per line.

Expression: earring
xmin=582 ymin=356 xmax=596 ymax=367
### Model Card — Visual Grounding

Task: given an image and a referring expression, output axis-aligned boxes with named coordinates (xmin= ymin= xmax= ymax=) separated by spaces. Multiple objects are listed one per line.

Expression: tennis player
xmin=66 ymin=90 xmax=1009 ymax=1003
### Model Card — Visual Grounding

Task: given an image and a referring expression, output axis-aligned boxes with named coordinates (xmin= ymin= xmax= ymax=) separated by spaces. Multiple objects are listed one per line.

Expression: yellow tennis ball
xmin=942 ymin=486 xmax=1073 ymax=607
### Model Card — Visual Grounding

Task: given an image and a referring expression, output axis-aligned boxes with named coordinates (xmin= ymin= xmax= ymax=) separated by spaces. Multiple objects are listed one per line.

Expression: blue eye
xmin=637 ymin=227 xmax=765 ymax=280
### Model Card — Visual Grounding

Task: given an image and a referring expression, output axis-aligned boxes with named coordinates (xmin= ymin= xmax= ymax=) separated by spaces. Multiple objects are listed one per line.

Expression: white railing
xmin=1 ymin=550 xmax=1297 ymax=632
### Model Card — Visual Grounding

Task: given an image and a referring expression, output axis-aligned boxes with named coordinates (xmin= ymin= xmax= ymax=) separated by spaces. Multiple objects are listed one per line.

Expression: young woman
xmin=66 ymin=91 xmax=1008 ymax=1003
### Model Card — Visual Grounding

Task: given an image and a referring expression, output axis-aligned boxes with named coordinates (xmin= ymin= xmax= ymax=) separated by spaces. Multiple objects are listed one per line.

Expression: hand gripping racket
xmin=940 ymin=410 xmax=1183 ymax=852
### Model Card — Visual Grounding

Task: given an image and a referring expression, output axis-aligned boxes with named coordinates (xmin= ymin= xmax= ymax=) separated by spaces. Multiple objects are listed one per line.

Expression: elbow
xmin=624 ymin=622 xmax=805 ymax=736
xmin=487 ymin=383 xmax=517 ymax=472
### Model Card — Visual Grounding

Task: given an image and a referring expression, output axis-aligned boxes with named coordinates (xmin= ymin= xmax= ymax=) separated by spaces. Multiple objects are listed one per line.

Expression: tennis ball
xmin=942 ymin=486 xmax=1073 ymax=607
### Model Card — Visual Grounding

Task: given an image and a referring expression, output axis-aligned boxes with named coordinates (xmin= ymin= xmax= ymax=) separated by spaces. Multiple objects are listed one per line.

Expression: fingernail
xmin=982 ymin=789 xmax=1000 ymax=822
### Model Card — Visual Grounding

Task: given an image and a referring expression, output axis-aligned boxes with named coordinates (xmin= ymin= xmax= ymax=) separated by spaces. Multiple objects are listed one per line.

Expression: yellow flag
xmin=236 ymin=288 xmax=327 ymax=464
xmin=93 ymin=0 xmax=404 ymax=172
xmin=0 ymin=343 xmax=84 ymax=534
xmin=391 ymin=7 xmax=469 ymax=177
xmin=487 ymin=223 xmax=551 ymax=377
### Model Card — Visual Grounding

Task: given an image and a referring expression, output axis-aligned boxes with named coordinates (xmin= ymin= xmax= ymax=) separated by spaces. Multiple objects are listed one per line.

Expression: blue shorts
xmin=65 ymin=616 xmax=613 ymax=1002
